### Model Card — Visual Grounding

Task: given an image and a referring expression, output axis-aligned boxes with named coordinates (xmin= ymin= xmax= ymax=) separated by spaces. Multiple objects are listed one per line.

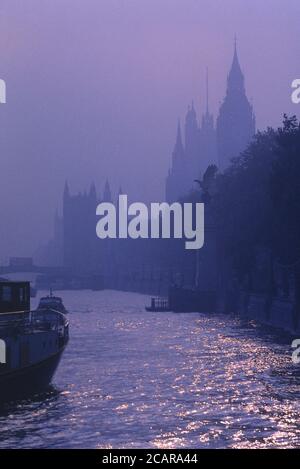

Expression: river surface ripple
xmin=0 ymin=289 xmax=300 ymax=449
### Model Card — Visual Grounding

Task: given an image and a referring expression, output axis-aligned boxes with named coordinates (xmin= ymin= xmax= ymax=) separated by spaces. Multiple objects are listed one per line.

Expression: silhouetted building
xmin=34 ymin=211 xmax=63 ymax=266
xmin=216 ymin=39 xmax=255 ymax=170
xmin=52 ymin=39 xmax=257 ymax=291
xmin=62 ymin=179 xmax=124 ymax=281
xmin=200 ymin=72 xmax=217 ymax=173
xmin=165 ymin=121 xmax=188 ymax=202
xmin=166 ymin=73 xmax=217 ymax=202
xmin=103 ymin=179 xmax=112 ymax=202
xmin=63 ymin=181 xmax=98 ymax=273
xmin=166 ymin=41 xmax=255 ymax=202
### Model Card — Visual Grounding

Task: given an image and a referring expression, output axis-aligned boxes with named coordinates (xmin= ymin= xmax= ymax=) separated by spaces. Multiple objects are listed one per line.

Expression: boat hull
xmin=0 ymin=347 xmax=65 ymax=403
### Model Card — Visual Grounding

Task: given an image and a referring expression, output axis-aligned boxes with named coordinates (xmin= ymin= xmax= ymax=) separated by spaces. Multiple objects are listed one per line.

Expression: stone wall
xmin=238 ymin=292 xmax=300 ymax=335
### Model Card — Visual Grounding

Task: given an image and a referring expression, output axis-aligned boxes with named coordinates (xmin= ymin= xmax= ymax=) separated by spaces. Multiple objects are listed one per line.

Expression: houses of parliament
xmin=166 ymin=40 xmax=255 ymax=202
xmin=36 ymin=40 xmax=256 ymax=283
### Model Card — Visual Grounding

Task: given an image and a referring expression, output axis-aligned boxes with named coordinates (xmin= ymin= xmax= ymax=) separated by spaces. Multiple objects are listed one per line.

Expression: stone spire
xmin=89 ymin=182 xmax=97 ymax=201
xmin=63 ymin=180 xmax=70 ymax=202
xmin=202 ymin=68 xmax=214 ymax=129
xmin=173 ymin=120 xmax=185 ymax=163
xmin=185 ymin=102 xmax=198 ymax=160
xmin=216 ymin=39 xmax=255 ymax=171
xmin=206 ymin=67 xmax=209 ymax=114
xmin=227 ymin=35 xmax=245 ymax=95
xmin=103 ymin=179 xmax=112 ymax=202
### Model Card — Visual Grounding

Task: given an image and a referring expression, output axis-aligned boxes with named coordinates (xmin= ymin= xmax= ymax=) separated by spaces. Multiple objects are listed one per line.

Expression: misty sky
xmin=0 ymin=0 xmax=300 ymax=259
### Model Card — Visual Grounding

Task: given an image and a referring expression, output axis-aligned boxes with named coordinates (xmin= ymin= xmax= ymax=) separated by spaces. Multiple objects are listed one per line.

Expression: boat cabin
xmin=0 ymin=281 xmax=30 ymax=314
xmin=38 ymin=296 xmax=63 ymax=310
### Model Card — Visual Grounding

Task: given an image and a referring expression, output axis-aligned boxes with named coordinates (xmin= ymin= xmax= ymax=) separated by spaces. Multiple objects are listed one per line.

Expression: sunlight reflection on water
xmin=0 ymin=289 xmax=300 ymax=449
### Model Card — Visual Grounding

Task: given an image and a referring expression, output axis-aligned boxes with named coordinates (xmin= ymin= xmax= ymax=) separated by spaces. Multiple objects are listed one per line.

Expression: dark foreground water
xmin=1 ymin=289 xmax=300 ymax=449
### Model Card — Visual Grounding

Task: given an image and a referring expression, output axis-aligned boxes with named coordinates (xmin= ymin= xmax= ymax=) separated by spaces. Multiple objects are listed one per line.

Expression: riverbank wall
xmin=235 ymin=292 xmax=300 ymax=336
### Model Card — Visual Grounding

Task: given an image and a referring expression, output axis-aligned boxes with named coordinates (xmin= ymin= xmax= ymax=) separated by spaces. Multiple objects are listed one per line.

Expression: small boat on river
xmin=37 ymin=289 xmax=69 ymax=315
xmin=145 ymin=297 xmax=171 ymax=312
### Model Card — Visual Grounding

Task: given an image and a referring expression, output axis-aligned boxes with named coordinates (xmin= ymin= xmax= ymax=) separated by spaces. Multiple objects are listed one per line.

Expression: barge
xmin=0 ymin=281 xmax=69 ymax=402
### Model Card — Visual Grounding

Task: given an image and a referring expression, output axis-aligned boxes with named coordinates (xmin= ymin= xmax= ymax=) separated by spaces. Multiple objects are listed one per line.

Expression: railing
xmin=0 ymin=309 xmax=68 ymax=338
xmin=150 ymin=297 xmax=169 ymax=310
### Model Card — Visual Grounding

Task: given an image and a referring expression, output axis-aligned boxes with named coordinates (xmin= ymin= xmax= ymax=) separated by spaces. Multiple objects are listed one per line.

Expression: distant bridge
xmin=0 ymin=265 xmax=66 ymax=276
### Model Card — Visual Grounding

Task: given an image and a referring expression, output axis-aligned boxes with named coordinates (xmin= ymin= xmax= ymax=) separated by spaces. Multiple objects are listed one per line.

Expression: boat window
xmin=19 ymin=287 xmax=26 ymax=303
xmin=2 ymin=286 xmax=12 ymax=302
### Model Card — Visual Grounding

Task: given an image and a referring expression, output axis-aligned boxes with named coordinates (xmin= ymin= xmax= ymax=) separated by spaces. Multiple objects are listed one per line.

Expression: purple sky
xmin=0 ymin=0 xmax=300 ymax=259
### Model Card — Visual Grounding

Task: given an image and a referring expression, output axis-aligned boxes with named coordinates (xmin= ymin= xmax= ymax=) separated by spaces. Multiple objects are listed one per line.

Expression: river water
xmin=0 ymin=289 xmax=300 ymax=449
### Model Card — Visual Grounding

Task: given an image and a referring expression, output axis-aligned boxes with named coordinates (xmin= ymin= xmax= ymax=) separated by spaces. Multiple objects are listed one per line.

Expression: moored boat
xmin=145 ymin=297 xmax=171 ymax=312
xmin=37 ymin=289 xmax=69 ymax=315
xmin=0 ymin=281 xmax=69 ymax=402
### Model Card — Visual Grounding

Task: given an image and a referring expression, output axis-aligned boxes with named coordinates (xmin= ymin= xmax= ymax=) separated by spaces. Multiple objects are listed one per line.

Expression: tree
xmin=270 ymin=115 xmax=300 ymax=311
xmin=215 ymin=128 xmax=277 ymax=289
